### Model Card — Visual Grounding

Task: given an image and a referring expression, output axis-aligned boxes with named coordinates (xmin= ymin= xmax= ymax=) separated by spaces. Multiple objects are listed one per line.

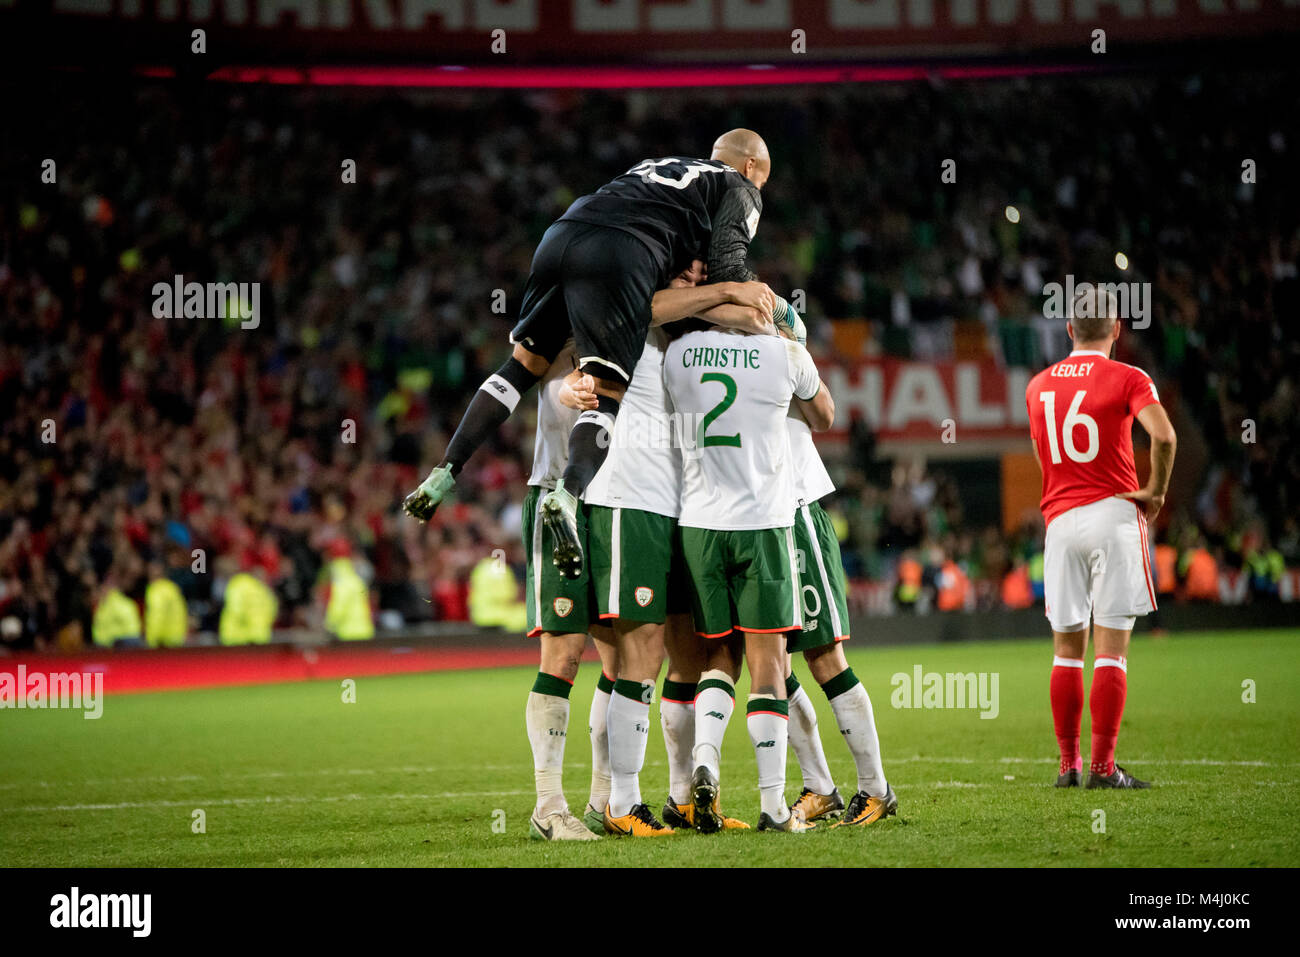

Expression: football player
xmin=770 ymin=308 xmax=898 ymax=828
xmin=1026 ymin=287 xmax=1176 ymax=789
xmin=663 ymin=315 xmax=833 ymax=832
xmin=561 ymin=262 xmax=767 ymax=836
xmin=403 ymin=133 xmax=775 ymax=583
xmin=520 ymin=340 xmax=615 ymax=841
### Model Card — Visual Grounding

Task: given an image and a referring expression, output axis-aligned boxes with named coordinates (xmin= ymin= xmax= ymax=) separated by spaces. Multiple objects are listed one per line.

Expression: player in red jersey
xmin=1025 ymin=287 xmax=1177 ymax=789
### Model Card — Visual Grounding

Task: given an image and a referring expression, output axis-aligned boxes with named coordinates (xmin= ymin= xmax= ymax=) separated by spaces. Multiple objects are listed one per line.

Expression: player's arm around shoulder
xmin=650 ymin=281 xmax=776 ymax=328
xmin=786 ymin=339 xmax=834 ymax=432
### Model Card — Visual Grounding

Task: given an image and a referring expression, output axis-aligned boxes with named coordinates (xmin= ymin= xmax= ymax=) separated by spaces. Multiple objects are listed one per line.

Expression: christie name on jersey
xmin=679 ymin=345 xmax=761 ymax=370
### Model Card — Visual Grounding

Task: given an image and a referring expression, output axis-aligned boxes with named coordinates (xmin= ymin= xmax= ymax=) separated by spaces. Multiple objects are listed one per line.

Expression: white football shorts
xmin=1043 ymin=495 xmax=1156 ymax=633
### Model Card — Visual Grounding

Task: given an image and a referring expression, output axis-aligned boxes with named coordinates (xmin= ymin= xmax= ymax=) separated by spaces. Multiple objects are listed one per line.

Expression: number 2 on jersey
xmin=699 ymin=373 xmax=742 ymax=448
xmin=1038 ymin=390 xmax=1099 ymax=464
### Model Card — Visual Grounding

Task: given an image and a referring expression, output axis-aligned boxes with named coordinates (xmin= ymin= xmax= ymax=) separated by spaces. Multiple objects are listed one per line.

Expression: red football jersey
xmin=1025 ymin=349 xmax=1161 ymax=527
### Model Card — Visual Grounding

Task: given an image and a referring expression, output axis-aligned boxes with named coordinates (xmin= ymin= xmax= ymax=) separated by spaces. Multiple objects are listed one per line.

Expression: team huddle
xmin=403 ymin=128 xmax=1176 ymax=839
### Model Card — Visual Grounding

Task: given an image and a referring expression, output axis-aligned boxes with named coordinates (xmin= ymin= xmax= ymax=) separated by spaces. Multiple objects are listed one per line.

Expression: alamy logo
xmin=600 ymin=411 xmax=706 ymax=457
xmin=891 ymin=665 xmax=1000 ymax=719
xmin=152 ymin=274 xmax=260 ymax=329
xmin=0 ymin=667 xmax=103 ymax=719
xmin=1042 ymin=274 xmax=1150 ymax=330
xmin=50 ymin=887 xmax=151 ymax=937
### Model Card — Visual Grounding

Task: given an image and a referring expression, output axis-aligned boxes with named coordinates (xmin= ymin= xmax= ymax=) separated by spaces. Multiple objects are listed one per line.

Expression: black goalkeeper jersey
xmin=556 ymin=156 xmax=763 ymax=288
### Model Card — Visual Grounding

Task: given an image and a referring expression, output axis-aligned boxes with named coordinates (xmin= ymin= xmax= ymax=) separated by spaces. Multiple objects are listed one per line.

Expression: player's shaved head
xmin=1068 ymin=286 xmax=1120 ymax=345
xmin=711 ymin=129 xmax=771 ymax=189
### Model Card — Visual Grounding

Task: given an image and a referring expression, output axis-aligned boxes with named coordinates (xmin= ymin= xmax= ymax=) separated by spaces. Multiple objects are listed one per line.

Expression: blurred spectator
xmin=1179 ymin=539 xmax=1220 ymax=602
xmin=321 ymin=540 xmax=375 ymax=641
xmin=468 ymin=549 xmax=527 ymax=633
xmin=144 ymin=560 xmax=188 ymax=647
xmin=218 ymin=566 xmax=278 ymax=645
xmin=91 ymin=573 xmax=143 ymax=649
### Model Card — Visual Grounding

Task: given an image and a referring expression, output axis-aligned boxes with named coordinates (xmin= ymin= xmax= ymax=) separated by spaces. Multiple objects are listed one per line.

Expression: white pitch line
xmin=2 ymin=790 xmax=534 ymax=813
xmin=1 ymin=755 xmax=1290 ymax=793
xmin=7 ymin=778 xmax=1298 ymax=813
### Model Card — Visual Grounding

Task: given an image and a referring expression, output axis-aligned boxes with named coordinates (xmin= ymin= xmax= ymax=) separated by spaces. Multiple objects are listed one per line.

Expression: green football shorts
xmin=522 ymin=485 xmax=595 ymax=637
xmin=587 ymin=505 xmax=690 ymax=625
xmin=678 ymin=524 xmax=803 ymax=638
xmin=785 ymin=501 xmax=852 ymax=652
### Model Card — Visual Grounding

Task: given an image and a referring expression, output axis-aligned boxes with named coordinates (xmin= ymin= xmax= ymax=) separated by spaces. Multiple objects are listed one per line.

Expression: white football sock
xmin=607 ymin=680 xmax=652 ymax=818
xmin=747 ymin=694 xmax=790 ymax=822
xmin=660 ymin=693 xmax=696 ymax=806
xmin=526 ymin=689 xmax=570 ymax=816
xmin=786 ymin=683 xmax=835 ymax=795
xmin=587 ymin=680 xmax=612 ymax=812
xmin=827 ymin=674 xmax=887 ymax=797
xmin=692 ymin=670 xmax=735 ymax=778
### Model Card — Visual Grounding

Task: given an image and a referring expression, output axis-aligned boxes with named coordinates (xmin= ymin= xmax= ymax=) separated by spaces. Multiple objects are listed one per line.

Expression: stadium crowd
xmin=1 ymin=69 xmax=1296 ymax=650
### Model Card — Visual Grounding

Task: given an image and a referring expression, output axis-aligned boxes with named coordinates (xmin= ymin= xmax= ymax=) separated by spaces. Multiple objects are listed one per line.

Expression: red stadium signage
xmin=9 ymin=0 xmax=1299 ymax=67
xmin=821 ymin=357 xmax=1031 ymax=443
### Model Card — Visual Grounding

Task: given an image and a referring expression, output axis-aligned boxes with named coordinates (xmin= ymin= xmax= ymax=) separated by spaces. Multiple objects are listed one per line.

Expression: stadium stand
xmin=1 ymin=69 xmax=1297 ymax=651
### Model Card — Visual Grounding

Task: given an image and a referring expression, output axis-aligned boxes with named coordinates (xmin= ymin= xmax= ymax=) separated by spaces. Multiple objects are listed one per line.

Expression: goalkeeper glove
xmin=773 ymin=295 xmax=807 ymax=346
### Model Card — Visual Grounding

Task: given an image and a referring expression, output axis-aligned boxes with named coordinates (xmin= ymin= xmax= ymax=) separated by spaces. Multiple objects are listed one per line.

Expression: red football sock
xmin=1050 ymin=657 xmax=1085 ymax=774
xmin=1090 ymin=657 xmax=1129 ymax=776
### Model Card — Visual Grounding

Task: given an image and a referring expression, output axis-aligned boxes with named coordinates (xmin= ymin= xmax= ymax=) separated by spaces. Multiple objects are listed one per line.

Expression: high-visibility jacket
xmin=324 ymin=557 xmax=375 ymax=641
xmin=1181 ymin=549 xmax=1219 ymax=601
xmin=936 ymin=560 xmax=971 ymax=612
xmin=468 ymin=557 xmax=528 ymax=633
xmin=92 ymin=588 xmax=143 ymax=648
xmin=1001 ymin=565 xmax=1033 ymax=609
xmin=896 ymin=558 xmax=923 ymax=605
xmin=219 ymin=573 xmax=278 ymax=645
xmin=145 ymin=578 xmax=188 ymax=647
xmin=1246 ymin=549 xmax=1284 ymax=587
xmin=1154 ymin=544 xmax=1178 ymax=595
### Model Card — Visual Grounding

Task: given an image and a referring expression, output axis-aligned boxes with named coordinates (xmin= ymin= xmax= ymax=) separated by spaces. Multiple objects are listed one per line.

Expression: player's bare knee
xmin=539 ymin=632 xmax=585 ymax=682
xmin=804 ymin=642 xmax=848 ymax=684
xmin=512 ymin=343 xmax=552 ymax=377
xmin=1052 ymin=628 xmax=1088 ymax=660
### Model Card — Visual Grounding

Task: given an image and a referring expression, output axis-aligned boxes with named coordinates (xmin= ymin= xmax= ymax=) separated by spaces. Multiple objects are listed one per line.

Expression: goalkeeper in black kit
xmin=403 ymin=129 xmax=774 ymax=581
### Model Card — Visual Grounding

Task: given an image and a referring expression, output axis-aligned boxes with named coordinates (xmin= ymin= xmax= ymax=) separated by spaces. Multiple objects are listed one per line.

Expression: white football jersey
xmin=527 ymin=341 xmax=579 ymax=491
xmin=584 ymin=329 xmax=682 ymax=518
xmin=787 ymin=410 xmax=835 ymax=505
xmin=665 ymin=329 xmax=821 ymax=531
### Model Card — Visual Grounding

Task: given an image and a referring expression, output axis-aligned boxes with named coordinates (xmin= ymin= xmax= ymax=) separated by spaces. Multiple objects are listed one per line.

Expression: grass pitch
xmin=2 ymin=628 xmax=1297 ymax=867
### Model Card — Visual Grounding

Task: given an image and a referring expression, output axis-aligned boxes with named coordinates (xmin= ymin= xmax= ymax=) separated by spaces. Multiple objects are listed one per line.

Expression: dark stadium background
xmin=1 ymin=1 xmax=1298 ymax=678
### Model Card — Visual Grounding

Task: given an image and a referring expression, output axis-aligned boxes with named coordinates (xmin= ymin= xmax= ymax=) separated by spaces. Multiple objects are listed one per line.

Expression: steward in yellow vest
xmin=323 ymin=554 xmax=375 ymax=641
xmin=219 ymin=570 xmax=278 ymax=645
xmin=145 ymin=567 xmax=188 ymax=648
xmin=92 ymin=584 xmax=143 ymax=648
xmin=468 ymin=555 xmax=527 ymax=633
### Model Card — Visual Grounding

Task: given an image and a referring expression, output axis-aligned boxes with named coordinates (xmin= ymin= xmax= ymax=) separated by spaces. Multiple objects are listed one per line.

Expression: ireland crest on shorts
xmin=553 ymin=597 xmax=574 ymax=618
xmin=634 ymin=586 xmax=654 ymax=608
